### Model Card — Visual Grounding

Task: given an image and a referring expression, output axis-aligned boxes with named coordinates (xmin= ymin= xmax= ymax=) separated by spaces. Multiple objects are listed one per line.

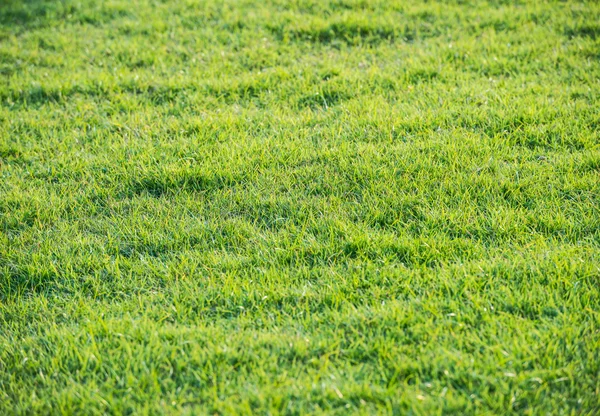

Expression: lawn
xmin=1 ymin=0 xmax=599 ymax=414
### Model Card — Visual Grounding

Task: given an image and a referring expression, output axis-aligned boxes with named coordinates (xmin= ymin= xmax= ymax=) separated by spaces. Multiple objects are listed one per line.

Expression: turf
xmin=1 ymin=0 xmax=599 ymax=414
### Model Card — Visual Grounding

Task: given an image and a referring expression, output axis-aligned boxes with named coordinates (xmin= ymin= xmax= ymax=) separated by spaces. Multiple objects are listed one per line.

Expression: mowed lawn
xmin=1 ymin=0 xmax=599 ymax=414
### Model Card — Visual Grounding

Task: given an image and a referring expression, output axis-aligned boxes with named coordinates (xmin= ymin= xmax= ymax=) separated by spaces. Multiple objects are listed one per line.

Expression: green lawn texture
xmin=1 ymin=0 xmax=599 ymax=414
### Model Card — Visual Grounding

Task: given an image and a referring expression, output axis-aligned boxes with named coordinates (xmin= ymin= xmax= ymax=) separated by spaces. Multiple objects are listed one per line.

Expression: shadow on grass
xmin=129 ymin=171 xmax=239 ymax=198
xmin=0 ymin=0 xmax=133 ymax=32
xmin=0 ymin=0 xmax=70 ymax=30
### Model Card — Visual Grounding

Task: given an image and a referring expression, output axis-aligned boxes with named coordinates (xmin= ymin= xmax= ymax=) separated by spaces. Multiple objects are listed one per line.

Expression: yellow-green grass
xmin=1 ymin=0 xmax=599 ymax=414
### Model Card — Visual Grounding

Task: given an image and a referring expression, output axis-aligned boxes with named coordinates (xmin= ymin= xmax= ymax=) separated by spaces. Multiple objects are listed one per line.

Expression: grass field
xmin=1 ymin=0 xmax=599 ymax=414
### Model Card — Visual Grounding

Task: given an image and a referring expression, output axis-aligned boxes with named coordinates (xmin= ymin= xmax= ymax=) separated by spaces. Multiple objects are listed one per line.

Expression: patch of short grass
xmin=1 ymin=0 xmax=599 ymax=414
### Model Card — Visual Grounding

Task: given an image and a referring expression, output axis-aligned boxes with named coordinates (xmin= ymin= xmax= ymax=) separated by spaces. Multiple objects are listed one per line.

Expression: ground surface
xmin=1 ymin=0 xmax=599 ymax=414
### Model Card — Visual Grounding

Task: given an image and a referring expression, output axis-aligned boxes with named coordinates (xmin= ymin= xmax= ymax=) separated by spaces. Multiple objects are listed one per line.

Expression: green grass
xmin=1 ymin=0 xmax=599 ymax=413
